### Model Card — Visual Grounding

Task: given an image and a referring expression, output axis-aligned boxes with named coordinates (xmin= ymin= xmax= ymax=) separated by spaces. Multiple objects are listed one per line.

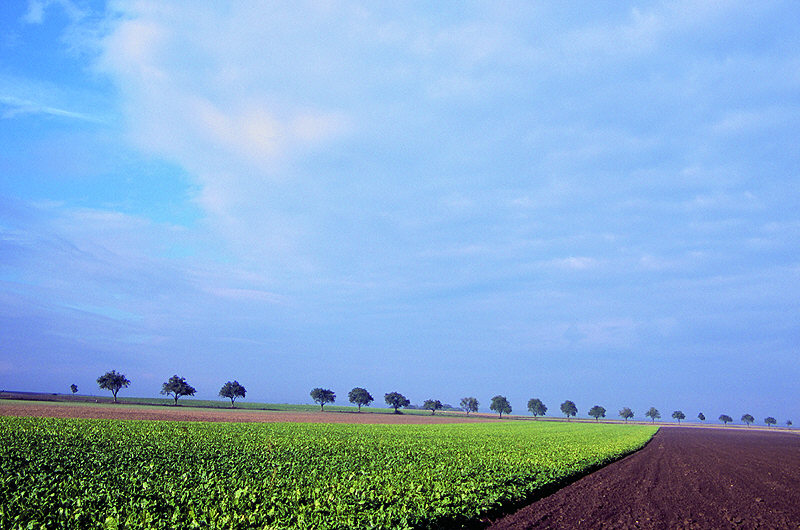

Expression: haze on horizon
xmin=1 ymin=1 xmax=798 ymax=423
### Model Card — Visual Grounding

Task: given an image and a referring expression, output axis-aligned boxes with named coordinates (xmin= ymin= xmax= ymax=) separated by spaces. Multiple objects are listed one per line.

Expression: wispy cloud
xmin=0 ymin=94 xmax=101 ymax=122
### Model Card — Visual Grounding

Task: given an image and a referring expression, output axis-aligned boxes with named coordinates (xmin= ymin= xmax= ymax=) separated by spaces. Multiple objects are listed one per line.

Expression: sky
xmin=1 ymin=1 xmax=798 ymax=423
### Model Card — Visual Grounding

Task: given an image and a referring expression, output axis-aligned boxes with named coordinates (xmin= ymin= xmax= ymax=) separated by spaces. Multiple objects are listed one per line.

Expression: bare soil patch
xmin=0 ymin=400 xmax=493 ymax=424
xmin=487 ymin=426 xmax=800 ymax=529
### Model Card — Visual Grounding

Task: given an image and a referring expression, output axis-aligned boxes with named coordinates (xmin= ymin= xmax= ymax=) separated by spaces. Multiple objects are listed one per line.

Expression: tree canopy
xmin=70 ymin=384 xmax=78 ymax=394
xmin=490 ymin=395 xmax=512 ymax=418
xmin=310 ymin=388 xmax=336 ymax=411
xmin=672 ymin=410 xmax=685 ymax=423
xmin=384 ymin=392 xmax=410 ymax=413
xmin=697 ymin=412 xmax=706 ymax=421
xmin=96 ymin=370 xmax=130 ymax=403
xmin=787 ymin=419 xmax=793 ymax=427
xmin=161 ymin=375 xmax=196 ymax=405
xmin=588 ymin=405 xmax=606 ymax=421
xmin=423 ymin=399 xmax=443 ymax=415
xmin=741 ymin=413 xmax=754 ymax=426
xmin=348 ymin=387 xmax=374 ymax=412
xmin=619 ymin=407 xmax=634 ymax=422
xmin=719 ymin=414 xmax=733 ymax=425
xmin=460 ymin=397 xmax=479 ymax=415
xmin=527 ymin=398 xmax=547 ymax=418
xmin=764 ymin=417 xmax=776 ymax=427
xmin=218 ymin=380 xmax=246 ymax=407
xmin=645 ymin=407 xmax=661 ymax=422
xmin=560 ymin=400 xmax=577 ymax=420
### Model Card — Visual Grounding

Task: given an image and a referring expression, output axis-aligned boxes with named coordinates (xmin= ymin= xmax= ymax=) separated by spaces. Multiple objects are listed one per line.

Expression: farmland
xmin=0 ymin=416 xmax=656 ymax=529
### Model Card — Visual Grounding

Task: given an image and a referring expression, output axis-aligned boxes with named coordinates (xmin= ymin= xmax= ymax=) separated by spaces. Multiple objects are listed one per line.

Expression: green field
xmin=0 ymin=416 xmax=656 ymax=529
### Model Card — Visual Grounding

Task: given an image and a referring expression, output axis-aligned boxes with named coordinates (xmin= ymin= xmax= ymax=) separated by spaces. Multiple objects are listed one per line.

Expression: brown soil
xmin=0 ymin=400 xmax=493 ymax=424
xmin=487 ymin=426 xmax=800 ymax=529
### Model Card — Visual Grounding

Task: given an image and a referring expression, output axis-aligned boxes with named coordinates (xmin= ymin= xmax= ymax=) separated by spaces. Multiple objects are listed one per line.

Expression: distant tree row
xmin=94 ymin=372 xmax=793 ymax=426
xmin=95 ymin=370 xmax=246 ymax=407
xmin=309 ymin=387 xmax=412 ymax=413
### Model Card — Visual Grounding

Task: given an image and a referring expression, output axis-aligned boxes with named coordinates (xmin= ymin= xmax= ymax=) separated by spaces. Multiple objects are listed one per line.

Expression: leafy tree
xmin=672 ymin=410 xmax=685 ymax=423
xmin=787 ymin=419 xmax=793 ymax=428
xmin=697 ymin=412 xmax=705 ymax=421
xmin=645 ymin=407 xmax=661 ymax=423
xmin=619 ymin=407 xmax=634 ymax=423
xmin=527 ymin=398 xmax=547 ymax=418
xmin=741 ymin=413 xmax=754 ymax=427
xmin=310 ymin=388 xmax=336 ymax=411
xmin=490 ymin=395 xmax=512 ymax=418
xmin=588 ymin=405 xmax=606 ymax=421
xmin=70 ymin=384 xmax=78 ymax=394
xmin=161 ymin=375 xmax=196 ymax=405
xmin=423 ymin=399 xmax=443 ymax=415
xmin=384 ymin=392 xmax=410 ymax=413
xmin=96 ymin=370 xmax=130 ymax=403
xmin=764 ymin=417 xmax=776 ymax=427
xmin=560 ymin=400 xmax=577 ymax=421
xmin=218 ymin=380 xmax=246 ymax=408
xmin=348 ymin=387 xmax=374 ymax=412
xmin=460 ymin=397 xmax=479 ymax=415
xmin=719 ymin=414 xmax=733 ymax=425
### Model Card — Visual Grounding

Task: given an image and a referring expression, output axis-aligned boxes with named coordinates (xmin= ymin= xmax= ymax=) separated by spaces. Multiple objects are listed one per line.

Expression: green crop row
xmin=0 ymin=417 xmax=656 ymax=529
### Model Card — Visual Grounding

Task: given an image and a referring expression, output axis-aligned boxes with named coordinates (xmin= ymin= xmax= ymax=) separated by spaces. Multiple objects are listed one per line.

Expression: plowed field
xmin=488 ymin=426 xmax=800 ymax=529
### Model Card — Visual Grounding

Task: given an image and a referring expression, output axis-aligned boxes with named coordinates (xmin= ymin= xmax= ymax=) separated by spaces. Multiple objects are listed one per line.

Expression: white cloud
xmin=94 ymin=2 xmax=360 ymax=271
xmin=550 ymin=256 xmax=597 ymax=270
xmin=23 ymin=0 xmax=84 ymax=25
xmin=710 ymin=107 xmax=796 ymax=136
xmin=98 ymin=3 xmax=352 ymax=170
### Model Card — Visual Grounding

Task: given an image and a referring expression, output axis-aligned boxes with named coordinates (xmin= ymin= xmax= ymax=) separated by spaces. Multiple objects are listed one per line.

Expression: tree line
xmin=93 ymin=371 xmax=793 ymax=427
xmin=95 ymin=370 xmax=244 ymax=407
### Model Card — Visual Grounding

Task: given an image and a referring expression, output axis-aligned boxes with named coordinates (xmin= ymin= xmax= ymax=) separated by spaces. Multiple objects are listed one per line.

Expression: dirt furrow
xmin=487 ymin=427 xmax=800 ymax=529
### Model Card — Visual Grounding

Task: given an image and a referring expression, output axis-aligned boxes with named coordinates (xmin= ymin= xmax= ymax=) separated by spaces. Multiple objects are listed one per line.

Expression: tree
xmin=218 ymin=380 xmax=246 ymax=408
xmin=423 ymin=399 xmax=443 ymax=415
xmin=490 ymin=395 xmax=512 ymax=418
xmin=527 ymin=398 xmax=547 ymax=418
xmin=70 ymin=384 xmax=78 ymax=394
xmin=764 ymin=417 xmax=776 ymax=427
xmin=719 ymin=414 xmax=733 ymax=425
xmin=161 ymin=375 xmax=196 ymax=405
xmin=384 ymin=392 xmax=410 ymax=413
xmin=96 ymin=370 xmax=130 ymax=403
xmin=787 ymin=419 xmax=793 ymax=428
xmin=741 ymin=413 xmax=754 ymax=427
xmin=348 ymin=387 xmax=374 ymax=412
xmin=619 ymin=407 xmax=634 ymax=423
xmin=560 ymin=400 xmax=577 ymax=421
xmin=310 ymin=388 xmax=336 ymax=411
xmin=645 ymin=407 xmax=661 ymax=423
xmin=588 ymin=405 xmax=606 ymax=421
xmin=672 ymin=410 xmax=685 ymax=423
xmin=460 ymin=397 xmax=479 ymax=415
xmin=697 ymin=412 xmax=706 ymax=421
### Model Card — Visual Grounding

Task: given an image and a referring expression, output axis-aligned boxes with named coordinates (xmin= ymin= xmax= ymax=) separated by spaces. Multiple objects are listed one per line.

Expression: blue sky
xmin=1 ymin=1 xmax=798 ymax=422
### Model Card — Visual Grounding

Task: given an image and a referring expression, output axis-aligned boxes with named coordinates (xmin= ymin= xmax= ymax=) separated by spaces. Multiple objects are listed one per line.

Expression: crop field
xmin=0 ymin=416 xmax=656 ymax=529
